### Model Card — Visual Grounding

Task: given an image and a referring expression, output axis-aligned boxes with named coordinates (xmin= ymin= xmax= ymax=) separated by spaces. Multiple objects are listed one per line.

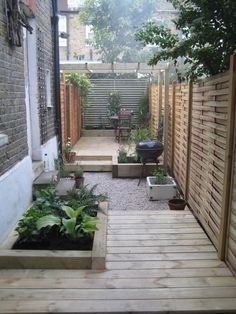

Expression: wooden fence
xmin=149 ymin=55 xmax=236 ymax=274
xmin=60 ymin=77 xmax=82 ymax=149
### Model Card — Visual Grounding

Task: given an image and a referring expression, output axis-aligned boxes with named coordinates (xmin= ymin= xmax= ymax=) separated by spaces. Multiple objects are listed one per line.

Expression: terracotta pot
xmin=168 ymin=198 xmax=186 ymax=210
xmin=64 ymin=152 xmax=76 ymax=163
xmin=75 ymin=176 xmax=84 ymax=188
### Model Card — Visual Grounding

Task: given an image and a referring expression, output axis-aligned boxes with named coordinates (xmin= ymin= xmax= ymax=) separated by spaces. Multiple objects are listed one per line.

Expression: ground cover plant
xmin=13 ymin=186 xmax=107 ymax=250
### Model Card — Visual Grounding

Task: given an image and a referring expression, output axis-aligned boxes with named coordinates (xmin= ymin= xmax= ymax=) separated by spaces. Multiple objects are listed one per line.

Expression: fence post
xmin=219 ymin=55 xmax=236 ymax=260
xmin=163 ymin=67 xmax=169 ymax=174
xmin=184 ymin=81 xmax=193 ymax=200
xmin=158 ymin=71 xmax=163 ymax=133
xmin=170 ymin=81 xmax=176 ymax=175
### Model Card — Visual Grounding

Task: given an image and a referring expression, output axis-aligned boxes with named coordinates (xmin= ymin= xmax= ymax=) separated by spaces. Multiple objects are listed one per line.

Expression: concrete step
xmin=32 ymin=161 xmax=44 ymax=180
xmin=33 ymin=170 xmax=59 ymax=187
xmin=55 ymin=178 xmax=76 ymax=198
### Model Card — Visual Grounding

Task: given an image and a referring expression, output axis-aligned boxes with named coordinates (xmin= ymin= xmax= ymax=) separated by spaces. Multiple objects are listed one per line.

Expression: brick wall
xmin=0 ymin=2 xmax=28 ymax=175
xmin=35 ymin=0 xmax=56 ymax=143
xmin=59 ymin=12 xmax=99 ymax=61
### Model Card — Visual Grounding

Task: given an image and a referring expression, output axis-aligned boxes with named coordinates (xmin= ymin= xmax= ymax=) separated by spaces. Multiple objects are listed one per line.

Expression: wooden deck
xmin=0 ymin=209 xmax=236 ymax=313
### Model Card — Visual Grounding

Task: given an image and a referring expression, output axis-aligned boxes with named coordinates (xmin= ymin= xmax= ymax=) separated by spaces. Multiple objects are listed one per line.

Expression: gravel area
xmin=84 ymin=172 xmax=168 ymax=211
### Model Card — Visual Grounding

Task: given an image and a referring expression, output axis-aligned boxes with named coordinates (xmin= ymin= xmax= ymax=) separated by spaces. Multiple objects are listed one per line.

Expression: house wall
xmin=0 ymin=0 xmax=58 ymax=244
xmin=58 ymin=12 xmax=99 ymax=61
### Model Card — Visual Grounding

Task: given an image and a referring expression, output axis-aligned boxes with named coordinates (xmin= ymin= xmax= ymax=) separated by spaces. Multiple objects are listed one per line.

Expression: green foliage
xmin=153 ymin=169 xmax=172 ymax=185
xmin=15 ymin=205 xmax=51 ymax=243
xmin=16 ymin=187 xmax=62 ymax=243
xmin=66 ymin=184 xmax=107 ymax=216
xmin=79 ymin=0 xmax=161 ymax=62
xmin=137 ymin=95 xmax=149 ymax=127
xmin=129 ymin=128 xmax=152 ymax=144
xmin=135 ymin=0 xmax=236 ymax=78
xmin=118 ymin=146 xmax=128 ymax=163
xmin=65 ymin=73 xmax=93 ymax=108
xmin=107 ymin=91 xmax=121 ymax=116
xmin=15 ymin=184 xmax=105 ymax=244
xmin=74 ymin=167 xmax=84 ymax=178
xmin=37 ymin=205 xmax=98 ymax=240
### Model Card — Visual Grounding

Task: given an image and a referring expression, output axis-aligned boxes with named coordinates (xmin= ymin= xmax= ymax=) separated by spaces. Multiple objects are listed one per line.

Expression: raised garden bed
xmin=112 ymin=155 xmax=161 ymax=178
xmin=0 ymin=198 xmax=108 ymax=270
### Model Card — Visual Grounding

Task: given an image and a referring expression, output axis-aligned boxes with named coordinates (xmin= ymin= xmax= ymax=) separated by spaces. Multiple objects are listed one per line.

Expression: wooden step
xmin=77 ymin=155 xmax=112 ymax=161
xmin=65 ymin=161 xmax=112 ymax=172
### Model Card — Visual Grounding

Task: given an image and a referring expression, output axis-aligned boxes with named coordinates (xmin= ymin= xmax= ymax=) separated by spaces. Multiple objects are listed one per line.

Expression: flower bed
xmin=112 ymin=155 xmax=160 ymax=178
xmin=0 ymin=186 xmax=108 ymax=270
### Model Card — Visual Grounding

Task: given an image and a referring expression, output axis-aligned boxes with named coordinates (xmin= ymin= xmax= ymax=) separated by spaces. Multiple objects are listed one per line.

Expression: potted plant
xmin=168 ymin=198 xmax=187 ymax=210
xmin=146 ymin=169 xmax=177 ymax=200
xmin=63 ymin=138 xmax=76 ymax=163
xmin=74 ymin=167 xmax=84 ymax=188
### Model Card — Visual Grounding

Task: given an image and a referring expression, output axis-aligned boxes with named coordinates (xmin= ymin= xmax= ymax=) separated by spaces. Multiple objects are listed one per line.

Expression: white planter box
xmin=146 ymin=176 xmax=177 ymax=200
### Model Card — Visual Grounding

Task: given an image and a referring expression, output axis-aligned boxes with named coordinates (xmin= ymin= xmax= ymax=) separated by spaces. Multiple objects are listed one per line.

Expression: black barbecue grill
xmin=136 ymin=140 xmax=164 ymax=185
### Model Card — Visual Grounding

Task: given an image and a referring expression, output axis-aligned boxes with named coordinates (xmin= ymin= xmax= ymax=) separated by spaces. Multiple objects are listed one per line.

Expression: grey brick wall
xmin=36 ymin=0 xmax=56 ymax=142
xmin=0 ymin=0 xmax=57 ymax=176
xmin=0 ymin=2 xmax=28 ymax=175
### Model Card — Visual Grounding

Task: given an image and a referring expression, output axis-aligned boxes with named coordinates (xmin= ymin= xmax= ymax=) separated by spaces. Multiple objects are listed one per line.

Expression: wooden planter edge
xmin=0 ymin=202 xmax=108 ymax=270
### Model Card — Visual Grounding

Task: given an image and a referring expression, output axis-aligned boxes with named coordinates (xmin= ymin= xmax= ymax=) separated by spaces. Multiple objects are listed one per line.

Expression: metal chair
xmin=116 ymin=112 xmax=132 ymax=142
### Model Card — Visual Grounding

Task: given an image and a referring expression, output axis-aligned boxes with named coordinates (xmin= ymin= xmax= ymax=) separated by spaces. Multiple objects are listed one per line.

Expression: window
xmin=58 ymin=15 xmax=67 ymax=47
xmin=85 ymin=25 xmax=94 ymax=46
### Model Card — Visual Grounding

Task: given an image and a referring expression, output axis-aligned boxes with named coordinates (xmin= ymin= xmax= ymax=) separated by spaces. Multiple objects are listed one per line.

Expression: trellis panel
xmin=173 ymin=84 xmax=189 ymax=195
xmin=188 ymin=72 xmax=230 ymax=249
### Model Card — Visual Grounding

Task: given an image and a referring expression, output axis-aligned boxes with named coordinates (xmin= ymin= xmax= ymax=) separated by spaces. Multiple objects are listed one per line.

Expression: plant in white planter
xmin=146 ymin=169 xmax=176 ymax=200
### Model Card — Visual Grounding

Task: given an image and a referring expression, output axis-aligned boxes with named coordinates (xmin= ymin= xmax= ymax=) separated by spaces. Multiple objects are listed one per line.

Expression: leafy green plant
xmin=107 ymin=91 xmax=121 ymax=116
xmin=37 ymin=205 xmax=99 ymax=240
xmin=66 ymin=184 xmax=107 ymax=216
xmin=137 ymin=95 xmax=149 ymax=127
xmin=129 ymin=128 xmax=152 ymax=144
xmin=16 ymin=205 xmax=52 ymax=243
xmin=16 ymin=187 xmax=63 ymax=243
xmin=74 ymin=167 xmax=84 ymax=178
xmin=34 ymin=187 xmax=62 ymax=210
xmin=153 ymin=169 xmax=172 ymax=185
xmin=65 ymin=73 xmax=93 ymax=109
xmin=118 ymin=146 xmax=128 ymax=163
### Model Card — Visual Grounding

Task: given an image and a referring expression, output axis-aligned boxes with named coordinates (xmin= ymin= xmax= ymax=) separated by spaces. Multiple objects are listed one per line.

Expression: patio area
xmin=0 ymin=207 xmax=236 ymax=313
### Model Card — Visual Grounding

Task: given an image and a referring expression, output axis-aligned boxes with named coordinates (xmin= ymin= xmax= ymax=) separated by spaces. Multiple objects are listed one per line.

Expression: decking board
xmin=0 ymin=209 xmax=235 ymax=313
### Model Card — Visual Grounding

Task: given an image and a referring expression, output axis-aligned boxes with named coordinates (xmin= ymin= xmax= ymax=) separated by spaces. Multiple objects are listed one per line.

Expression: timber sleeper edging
xmin=0 ymin=202 xmax=108 ymax=270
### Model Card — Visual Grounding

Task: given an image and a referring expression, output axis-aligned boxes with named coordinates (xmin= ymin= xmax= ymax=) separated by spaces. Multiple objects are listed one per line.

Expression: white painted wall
xmin=0 ymin=156 xmax=33 ymax=244
xmin=27 ymin=19 xmax=41 ymax=161
xmin=41 ymin=136 xmax=59 ymax=171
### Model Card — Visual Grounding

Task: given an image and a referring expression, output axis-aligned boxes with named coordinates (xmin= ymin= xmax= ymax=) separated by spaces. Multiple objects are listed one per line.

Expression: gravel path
xmin=84 ymin=172 xmax=168 ymax=211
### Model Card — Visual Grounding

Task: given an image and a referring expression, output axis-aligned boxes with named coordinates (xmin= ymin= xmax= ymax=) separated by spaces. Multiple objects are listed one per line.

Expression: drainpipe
xmin=52 ymin=0 xmax=62 ymax=157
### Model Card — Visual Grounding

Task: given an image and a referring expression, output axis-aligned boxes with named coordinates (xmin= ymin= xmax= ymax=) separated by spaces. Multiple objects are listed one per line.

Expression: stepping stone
xmin=55 ymin=178 xmax=75 ymax=198
xmin=33 ymin=170 xmax=59 ymax=188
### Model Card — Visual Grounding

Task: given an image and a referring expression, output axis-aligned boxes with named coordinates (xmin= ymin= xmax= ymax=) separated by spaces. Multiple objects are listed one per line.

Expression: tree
xmin=79 ymin=0 xmax=161 ymax=63
xmin=135 ymin=0 xmax=236 ymax=78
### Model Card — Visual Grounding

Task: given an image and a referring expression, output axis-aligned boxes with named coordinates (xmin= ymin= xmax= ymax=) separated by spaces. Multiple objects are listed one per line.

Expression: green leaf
xmin=62 ymin=205 xmax=76 ymax=219
xmin=80 ymin=215 xmax=99 ymax=235
xmin=62 ymin=218 xmax=78 ymax=239
xmin=36 ymin=215 xmax=61 ymax=230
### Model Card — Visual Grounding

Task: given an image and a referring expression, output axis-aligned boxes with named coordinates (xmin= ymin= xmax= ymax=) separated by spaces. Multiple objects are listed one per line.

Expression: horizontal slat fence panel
xmin=188 ymin=73 xmax=229 ymax=249
xmin=84 ymin=79 xmax=148 ymax=127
